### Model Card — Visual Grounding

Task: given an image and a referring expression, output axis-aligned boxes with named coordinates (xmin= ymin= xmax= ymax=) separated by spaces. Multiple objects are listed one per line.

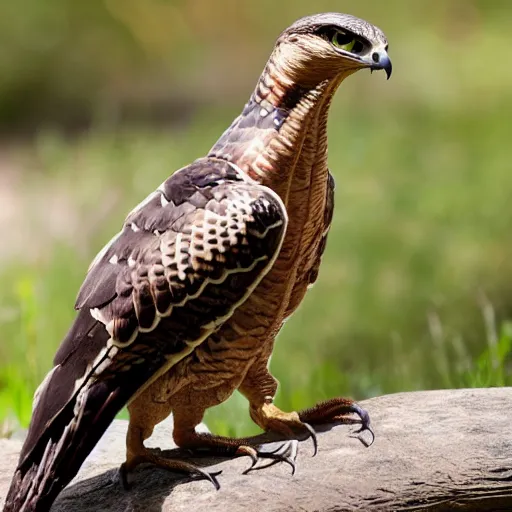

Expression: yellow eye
xmin=331 ymin=30 xmax=356 ymax=52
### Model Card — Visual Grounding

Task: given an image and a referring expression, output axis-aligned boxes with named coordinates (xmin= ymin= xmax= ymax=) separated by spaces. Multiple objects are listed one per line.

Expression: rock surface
xmin=1 ymin=388 xmax=512 ymax=511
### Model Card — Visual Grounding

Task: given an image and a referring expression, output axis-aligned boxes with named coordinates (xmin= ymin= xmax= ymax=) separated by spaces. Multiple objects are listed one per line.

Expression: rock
xmin=1 ymin=388 xmax=512 ymax=511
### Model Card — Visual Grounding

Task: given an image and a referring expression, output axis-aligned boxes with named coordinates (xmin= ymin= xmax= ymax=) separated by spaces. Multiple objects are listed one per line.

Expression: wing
xmin=307 ymin=171 xmax=335 ymax=286
xmin=4 ymin=157 xmax=287 ymax=512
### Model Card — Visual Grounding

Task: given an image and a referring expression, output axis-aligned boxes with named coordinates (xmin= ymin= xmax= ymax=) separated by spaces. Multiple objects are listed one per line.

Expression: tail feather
xmin=3 ymin=365 xmax=155 ymax=512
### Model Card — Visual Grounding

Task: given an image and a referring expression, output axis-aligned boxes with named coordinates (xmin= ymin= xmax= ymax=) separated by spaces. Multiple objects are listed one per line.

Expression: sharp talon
xmin=248 ymin=451 xmax=258 ymax=467
xmin=242 ymin=457 xmax=260 ymax=475
xmin=248 ymin=458 xmax=278 ymax=473
xmin=243 ymin=440 xmax=299 ymax=475
xmin=302 ymin=422 xmax=318 ymax=457
xmin=351 ymin=404 xmax=370 ymax=429
xmin=357 ymin=424 xmax=375 ymax=447
xmin=350 ymin=404 xmax=375 ymax=447
xmin=273 ymin=440 xmax=298 ymax=474
xmin=241 ymin=447 xmax=259 ymax=474
xmin=195 ymin=468 xmax=222 ymax=491
xmin=352 ymin=404 xmax=371 ymax=432
xmin=250 ymin=454 xmax=295 ymax=475
xmin=264 ymin=443 xmax=288 ymax=455
xmin=242 ymin=465 xmax=253 ymax=475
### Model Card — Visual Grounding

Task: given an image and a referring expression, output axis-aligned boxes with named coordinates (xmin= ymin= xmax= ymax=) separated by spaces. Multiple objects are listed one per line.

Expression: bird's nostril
xmin=372 ymin=52 xmax=380 ymax=63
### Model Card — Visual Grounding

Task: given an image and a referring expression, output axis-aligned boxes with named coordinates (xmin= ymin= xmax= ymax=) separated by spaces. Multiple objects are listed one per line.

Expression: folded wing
xmin=4 ymin=157 xmax=287 ymax=512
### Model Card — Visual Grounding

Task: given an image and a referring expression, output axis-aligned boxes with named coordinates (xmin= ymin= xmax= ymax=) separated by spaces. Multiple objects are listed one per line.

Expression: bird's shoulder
xmin=56 ymin=157 xmax=286 ymax=363
xmin=74 ymin=157 xmax=248 ymax=312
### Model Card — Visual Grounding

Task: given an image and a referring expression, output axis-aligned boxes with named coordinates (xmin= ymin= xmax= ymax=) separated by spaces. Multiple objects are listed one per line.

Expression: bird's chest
xmin=268 ymin=160 xmax=332 ymax=319
xmin=164 ymin=166 xmax=330 ymax=400
xmin=173 ymin=137 xmax=332 ymax=393
xmin=217 ymin=158 xmax=331 ymax=346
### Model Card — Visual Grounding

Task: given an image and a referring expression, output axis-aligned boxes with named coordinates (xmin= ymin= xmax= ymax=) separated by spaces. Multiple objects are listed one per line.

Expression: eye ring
xmin=330 ymin=30 xmax=365 ymax=54
xmin=331 ymin=30 xmax=356 ymax=52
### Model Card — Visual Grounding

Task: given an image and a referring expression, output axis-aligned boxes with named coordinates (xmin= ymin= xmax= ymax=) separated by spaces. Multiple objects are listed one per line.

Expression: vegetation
xmin=0 ymin=1 xmax=511 ymax=437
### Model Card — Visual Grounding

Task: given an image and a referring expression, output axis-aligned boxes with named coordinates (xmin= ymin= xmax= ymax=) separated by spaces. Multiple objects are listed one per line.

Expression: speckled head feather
xmin=270 ymin=12 xmax=391 ymax=86
xmin=281 ymin=12 xmax=388 ymax=47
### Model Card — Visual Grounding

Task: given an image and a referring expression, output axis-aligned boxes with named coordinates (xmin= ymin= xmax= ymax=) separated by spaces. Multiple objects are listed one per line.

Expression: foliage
xmin=463 ymin=321 xmax=512 ymax=388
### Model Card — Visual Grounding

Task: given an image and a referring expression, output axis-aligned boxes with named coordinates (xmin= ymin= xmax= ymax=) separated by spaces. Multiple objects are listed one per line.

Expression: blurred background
xmin=0 ymin=0 xmax=511 ymax=437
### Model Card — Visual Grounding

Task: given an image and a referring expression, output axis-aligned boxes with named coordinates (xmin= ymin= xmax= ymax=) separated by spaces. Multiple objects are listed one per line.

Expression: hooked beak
xmin=368 ymin=50 xmax=392 ymax=79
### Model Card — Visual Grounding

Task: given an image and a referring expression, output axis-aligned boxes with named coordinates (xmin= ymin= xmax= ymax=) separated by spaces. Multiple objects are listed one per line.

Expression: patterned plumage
xmin=5 ymin=160 xmax=286 ymax=511
xmin=4 ymin=12 xmax=391 ymax=512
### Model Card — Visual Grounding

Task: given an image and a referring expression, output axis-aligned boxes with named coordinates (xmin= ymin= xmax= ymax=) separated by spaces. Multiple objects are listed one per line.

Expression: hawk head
xmin=275 ymin=13 xmax=391 ymax=86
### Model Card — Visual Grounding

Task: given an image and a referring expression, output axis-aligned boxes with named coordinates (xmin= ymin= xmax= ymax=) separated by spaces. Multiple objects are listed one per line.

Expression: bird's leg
xmin=119 ymin=418 xmax=221 ymax=490
xmin=171 ymin=407 xmax=300 ymax=474
xmin=236 ymin=365 xmax=320 ymax=457
xmin=240 ymin=364 xmax=374 ymax=453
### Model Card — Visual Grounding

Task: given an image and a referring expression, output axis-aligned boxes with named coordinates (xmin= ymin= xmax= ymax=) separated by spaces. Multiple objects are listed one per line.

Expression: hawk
xmin=4 ymin=12 xmax=391 ymax=512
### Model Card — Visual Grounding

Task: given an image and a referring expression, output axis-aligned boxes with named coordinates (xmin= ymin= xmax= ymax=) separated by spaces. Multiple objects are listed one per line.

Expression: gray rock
xmin=1 ymin=388 xmax=512 ymax=511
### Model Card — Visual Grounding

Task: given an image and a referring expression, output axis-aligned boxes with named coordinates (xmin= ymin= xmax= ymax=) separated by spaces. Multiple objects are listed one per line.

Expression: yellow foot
xmin=119 ymin=448 xmax=222 ymax=491
xmin=253 ymin=403 xmax=319 ymax=456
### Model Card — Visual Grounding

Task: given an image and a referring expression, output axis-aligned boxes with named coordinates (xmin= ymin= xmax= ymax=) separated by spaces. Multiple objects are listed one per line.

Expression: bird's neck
xmin=208 ymin=48 xmax=344 ymax=204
